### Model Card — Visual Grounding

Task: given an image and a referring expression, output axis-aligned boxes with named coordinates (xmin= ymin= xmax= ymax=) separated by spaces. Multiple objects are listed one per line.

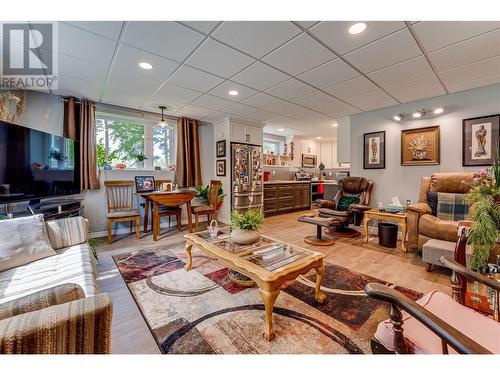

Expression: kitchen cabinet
xmin=318 ymin=141 xmax=338 ymax=168
xmin=231 ymin=122 xmax=263 ymax=145
xmin=263 ymin=182 xmax=311 ymax=216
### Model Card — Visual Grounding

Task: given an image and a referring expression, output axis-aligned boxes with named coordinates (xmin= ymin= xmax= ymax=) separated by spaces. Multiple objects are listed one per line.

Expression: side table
xmin=363 ymin=209 xmax=408 ymax=252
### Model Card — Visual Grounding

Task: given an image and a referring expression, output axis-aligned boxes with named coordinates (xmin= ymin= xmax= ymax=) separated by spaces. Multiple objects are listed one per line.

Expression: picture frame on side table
xmin=401 ymin=126 xmax=440 ymax=166
xmin=216 ymin=139 xmax=226 ymax=158
xmin=216 ymin=159 xmax=226 ymax=177
xmin=363 ymin=131 xmax=385 ymax=169
xmin=462 ymin=114 xmax=500 ymax=167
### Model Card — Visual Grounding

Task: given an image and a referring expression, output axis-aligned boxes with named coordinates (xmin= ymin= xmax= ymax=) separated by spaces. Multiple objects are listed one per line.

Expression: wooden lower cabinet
xmin=264 ymin=183 xmax=311 ymax=216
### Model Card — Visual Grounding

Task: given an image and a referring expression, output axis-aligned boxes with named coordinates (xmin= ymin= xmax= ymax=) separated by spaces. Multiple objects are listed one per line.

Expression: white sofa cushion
xmin=0 ymin=243 xmax=99 ymax=304
xmin=0 ymin=215 xmax=55 ymax=272
xmin=45 ymin=216 xmax=89 ymax=250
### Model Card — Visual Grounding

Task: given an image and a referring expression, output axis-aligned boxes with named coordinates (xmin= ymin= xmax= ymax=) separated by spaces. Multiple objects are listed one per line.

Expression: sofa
xmin=0 ymin=215 xmax=112 ymax=354
xmin=407 ymin=172 xmax=475 ymax=251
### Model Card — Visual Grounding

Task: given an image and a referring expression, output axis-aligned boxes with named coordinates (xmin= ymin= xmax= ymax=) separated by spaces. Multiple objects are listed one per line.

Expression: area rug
xmin=113 ymin=244 xmax=422 ymax=354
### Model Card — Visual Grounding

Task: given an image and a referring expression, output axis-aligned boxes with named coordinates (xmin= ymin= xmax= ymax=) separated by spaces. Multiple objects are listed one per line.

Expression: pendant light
xmin=157 ymin=105 xmax=167 ymax=128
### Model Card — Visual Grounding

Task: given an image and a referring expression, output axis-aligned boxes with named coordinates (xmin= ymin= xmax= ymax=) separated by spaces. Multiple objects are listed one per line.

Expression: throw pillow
xmin=436 ymin=193 xmax=469 ymax=222
xmin=427 ymin=191 xmax=438 ymax=216
xmin=337 ymin=195 xmax=360 ymax=211
xmin=0 ymin=214 xmax=55 ymax=272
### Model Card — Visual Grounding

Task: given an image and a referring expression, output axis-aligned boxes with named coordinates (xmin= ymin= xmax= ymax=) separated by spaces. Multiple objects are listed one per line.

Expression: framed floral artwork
xmin=216 ymin=159 xmax=226 ymax=176
xmin=401 ymin=126 xmax=440 ymax=166
xmin=216 ymin=139 xmax=226 ymax=158
xmin=462 ymin=114 xmax=500 ymax=167
xmin=363 ymin=131 xmax=385 ymax=169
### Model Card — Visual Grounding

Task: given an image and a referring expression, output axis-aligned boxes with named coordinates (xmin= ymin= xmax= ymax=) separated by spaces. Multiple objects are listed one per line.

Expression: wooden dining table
xmin=137 ymin=189 xmax=197 ymax=241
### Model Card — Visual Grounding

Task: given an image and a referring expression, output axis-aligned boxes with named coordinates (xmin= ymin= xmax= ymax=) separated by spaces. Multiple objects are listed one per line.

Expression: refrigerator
xmin=231 ymin=143 xmax=263 ymax=213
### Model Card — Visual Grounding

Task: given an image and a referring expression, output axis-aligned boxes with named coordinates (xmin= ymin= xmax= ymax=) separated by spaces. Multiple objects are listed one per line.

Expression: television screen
xmin=0 ymin=121 xmax=80 ymax=204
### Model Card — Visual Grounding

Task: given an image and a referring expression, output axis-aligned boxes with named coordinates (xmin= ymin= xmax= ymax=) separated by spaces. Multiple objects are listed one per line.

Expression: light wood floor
xmin=95 ymin=209 xmax=451 ymax=354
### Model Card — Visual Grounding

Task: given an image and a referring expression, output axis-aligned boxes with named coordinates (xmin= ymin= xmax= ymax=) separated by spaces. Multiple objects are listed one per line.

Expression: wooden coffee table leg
xmin=258 ymin=288 xmax=280 ymax=341
xmin=314 ymin=263 xmax=326 ymax=304
xmin=400 ymin=221 xmax=408 ymax=253
xmin=363 ymin=215 xmax=370 ymax=243
xmin=184 ymin=243 xmax=193 ymax=271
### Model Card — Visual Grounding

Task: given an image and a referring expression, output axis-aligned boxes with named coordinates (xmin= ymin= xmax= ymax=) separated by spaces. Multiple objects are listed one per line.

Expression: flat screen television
xmin=0 ymin=120 xmax=80 ymax=204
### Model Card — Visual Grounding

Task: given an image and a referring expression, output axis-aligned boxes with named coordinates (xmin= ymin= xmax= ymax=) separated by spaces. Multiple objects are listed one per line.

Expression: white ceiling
xmin=4 ymin=21 xmax=500 ymax=137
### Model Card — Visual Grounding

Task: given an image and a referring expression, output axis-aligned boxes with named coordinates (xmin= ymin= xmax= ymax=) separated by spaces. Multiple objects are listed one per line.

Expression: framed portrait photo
xmin=462 ymin=114 xmax=500 ymax=167
xmin=401 ymin=126 xmax=440 ymax=166
xmin=216 ymin=139 xmax=226 ymax=158
xmin=363 ymin=131 xmax=385 ymax=169
xmin=216 ymin=159 xmax=226 ymax=176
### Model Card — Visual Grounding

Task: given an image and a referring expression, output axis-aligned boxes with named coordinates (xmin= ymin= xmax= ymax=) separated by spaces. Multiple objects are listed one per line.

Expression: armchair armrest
xmin=0 ymin=283 xmax=85 ymax=320
xmin=349 ymin=204 xmax=371 ymax=213
xmin=0 ymin=294 xmax=112 ymax=354
xmin=365 ymin=283 xmax=490 ymax=354
xmin=407 ymin=203 xmax=432 ymax=215
xmin=316 ymin=199 xmax=336 ymax=210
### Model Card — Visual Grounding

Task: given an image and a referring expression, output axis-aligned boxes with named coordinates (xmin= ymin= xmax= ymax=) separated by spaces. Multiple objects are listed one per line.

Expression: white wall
xmin=350 ymin=83 xmax=500 ymax=207
xmin=16 ymin=91 xmax=64 ymax=136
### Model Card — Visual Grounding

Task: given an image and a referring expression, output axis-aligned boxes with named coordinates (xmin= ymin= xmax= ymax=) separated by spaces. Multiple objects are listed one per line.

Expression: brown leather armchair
xmin=407 ymin=172 xmax=475 ymax=251
xmin=316 ymin=176 xmax=374 ymax=238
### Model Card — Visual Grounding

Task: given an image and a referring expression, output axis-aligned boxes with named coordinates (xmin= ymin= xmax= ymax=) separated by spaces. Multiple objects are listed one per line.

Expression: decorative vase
xmin=230 ymin=228 xmax=260 ymax=244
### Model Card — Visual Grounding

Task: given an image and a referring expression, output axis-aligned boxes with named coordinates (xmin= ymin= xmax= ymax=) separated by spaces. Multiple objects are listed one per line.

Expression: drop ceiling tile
xmin=265 ymin=78 xmax=316 ymax=100
xmin=343 ymin=89 xmax=398 ymax=111
xmin=107 ymin=44 xmax=179 ymax=92
xmin=384 ymin=75 xmax=446 ymax=103
xmin=245 ymin=110 xmax=280 ymax=122
xmin=296 ymin=21 xmax=319 ymax=29
xmin=412 ymin=21 xmax=500 ymax=52
xmin=440 ymin=55 xmax=500 ymax=92
xmin=185 ymin=38 xmax=255 ymax=78
xmin=201 ymin=111 xmax=230 ymax=123
xmin=175 ymin=105 xmax=215 ymax=119
xmin=297 ymin=58 xmax=360 ymax=88
xmin=56 ymin=74 xmax=102 ymax=101
xmin=324 ymin=76 xmax=378 ymax=99
xmin=208 ymin=81 xmax=258 ymax=101
xmin=446 ymin=73 xmax=500 ymax=93
xmin=367 ymin=56 xmax=434 ymax=87
xmin=181 ymin=21 xmax=220 ymax=35
xmin=102 ymin=85 xmax=153 ymax=108
xmin=63 ymin=21 xmax=123 ymax=40
xmin=190 ymin=94 xmax=234 ymax=111
xmin=241 ymin=93 xmax=286 ymax=109
xmin=212 ymin=21 xmax=302 ymax=58
xmin=153 ymin=83 xmax=203 ymax=104
xmin=58 ymin=53 xmax=108 ymax=84
xmin=231 ymin=62 xmax=290 ymax=91
xmin=142 ymin=100 xmax=185 ymax=114
xmin=122 ymin=22 xmax=204 ymax=63
xmin=428 ymin=29 xmax=500 ymax=71
xmin=343 ymin=28 xmax=421 ymax=73
xmin=310 ymin=21 xmax=406 ymax=55
xmin=223 ymin=103 xmax=258 ymax=116
xmin=266 ymin=101 xmax=305 ymax=116
xmin=56 ymin=23 xmax=116 ymax=65
xmin=262 ymin=34 xmax=336 ymax=76
xmin=167 ymin=65 xmax=224 ymax=92
xmin=289 ymin=109 xmax=333 ymax=124
xmin=291 ymin=91 xmax=336 ymax=107
xmin=313 ymin=99 xmax=360 ymax=118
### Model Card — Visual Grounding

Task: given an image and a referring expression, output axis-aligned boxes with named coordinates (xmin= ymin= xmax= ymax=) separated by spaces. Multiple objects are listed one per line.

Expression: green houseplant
xmin=134 ymin=152 xmax=148 ymax=169
xmin=195 ymin=184 xmax=226 ymax=209
xmin=465 ymin=149 xmax=500 ymax=272
xmin=230 ymin=209 xmax=264 ymax=244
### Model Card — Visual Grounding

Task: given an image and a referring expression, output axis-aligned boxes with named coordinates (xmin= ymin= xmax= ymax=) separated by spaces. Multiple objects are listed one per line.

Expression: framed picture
xmin=401 ymin=126 xmax=440 ymax=166
xmin=462 ymin=114 xmax=500 ymax=166
xmin=134 ymin=176 xmax=155 ymax=193
xmin=216 ymin=159 xmax=226 ymax=176
xmin=363 ymin=131 xmax=385 ymax=169
xmin=216 ymin=139 xmax=226 ymax=158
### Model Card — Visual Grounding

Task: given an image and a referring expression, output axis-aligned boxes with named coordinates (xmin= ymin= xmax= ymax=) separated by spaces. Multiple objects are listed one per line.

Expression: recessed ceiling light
xmin=348 ymin=22 xmax=368 ymax=35
xmin=434 ymin=107 xmax=444 ymax=114
xmin=413 ymin=109 xmax=425 ymax=118
xmin=393 ymin=115 xmax=401 ymax=121
xmin=278 ymin=128 xmax=284 ymax=132
xmin=316 ymin=137 xmax=322 ymax=140
xmin=138 ymin=62 xmax=153 ymax=70
xmin=332 ymin=123 xmax=338 ymax=127
xmin=228 ymin=90 xmax=239 ymax=96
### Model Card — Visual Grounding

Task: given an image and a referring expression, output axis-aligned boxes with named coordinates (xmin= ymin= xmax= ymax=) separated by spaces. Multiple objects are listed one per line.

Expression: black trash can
xmin=378 ymin=223 xmax=398 ymax=248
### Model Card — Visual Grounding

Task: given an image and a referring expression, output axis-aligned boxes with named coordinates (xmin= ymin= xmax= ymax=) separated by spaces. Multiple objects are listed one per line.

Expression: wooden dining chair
xmin=152 ymin=179 xmax=182 ymax=231
xmin=104 ymin=180 xmax=141 ymax=244
xmin=190 ymin=180 xmax=221 ymax=232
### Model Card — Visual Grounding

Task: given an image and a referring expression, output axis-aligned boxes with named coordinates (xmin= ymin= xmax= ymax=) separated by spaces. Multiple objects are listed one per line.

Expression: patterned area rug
xmin=113 ymin=245 xmax=422 ymax=354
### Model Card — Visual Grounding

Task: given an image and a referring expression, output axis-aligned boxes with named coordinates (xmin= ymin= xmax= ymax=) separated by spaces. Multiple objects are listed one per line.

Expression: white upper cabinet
xmin=230 ymin=120 xmax=263 ymax=145
xmin=319 ymin=142 xmax=332 ymax=168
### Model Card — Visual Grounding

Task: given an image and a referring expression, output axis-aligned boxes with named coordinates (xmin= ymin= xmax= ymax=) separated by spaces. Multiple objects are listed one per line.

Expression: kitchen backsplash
xmin=263 ymin=166 xmax=350 ymax=181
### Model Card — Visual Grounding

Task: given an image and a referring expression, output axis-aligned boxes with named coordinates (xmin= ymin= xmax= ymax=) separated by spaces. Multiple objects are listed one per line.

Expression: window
xmin=96 ymin=113 xmax=176 ymax=170
xmin=263 ymin=139 xmax=283 ymax=154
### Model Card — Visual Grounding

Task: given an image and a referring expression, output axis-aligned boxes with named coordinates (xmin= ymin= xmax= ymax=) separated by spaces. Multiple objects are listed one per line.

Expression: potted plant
xmin=49 ymin=148 xmax=67 ymax=169
xmin=134 ymin=152 xmax=148 ymax=169
xmin=465 ymin=149 xmax=500 ymax=272
xmin=195 ymin=184 xmax=226 ymax=209
xmin=230 ymin=209 xmax=264 ymax=244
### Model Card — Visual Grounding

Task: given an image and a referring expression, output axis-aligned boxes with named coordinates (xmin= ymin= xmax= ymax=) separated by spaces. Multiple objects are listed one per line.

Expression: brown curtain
xmin=63 ymin=97 xmax=78 ymax=140
xmin=175 ymin=117 xmax=202 ymax=188
xmin=79 ymin=100 xmax=100 ymax=190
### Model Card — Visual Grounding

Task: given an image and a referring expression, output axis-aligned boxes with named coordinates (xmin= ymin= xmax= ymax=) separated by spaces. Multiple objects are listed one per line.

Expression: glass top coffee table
xmin=184 ymin=229 xmax=326 ymax=341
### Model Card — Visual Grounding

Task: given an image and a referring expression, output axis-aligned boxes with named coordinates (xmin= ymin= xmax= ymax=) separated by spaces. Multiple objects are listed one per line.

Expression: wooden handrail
xmin=440 ymin=257 xmax=500 ymax=292
xmin=364 ymin=283 xmax=491 ymax=354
